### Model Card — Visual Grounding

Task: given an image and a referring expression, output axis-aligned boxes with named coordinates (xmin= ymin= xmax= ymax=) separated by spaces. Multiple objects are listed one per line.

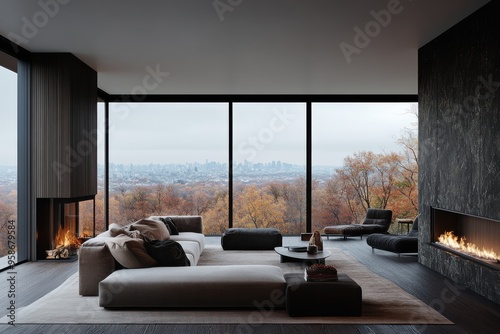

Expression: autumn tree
xmin=234 ymin=185 xmax=286 ymax=229
xmin=372 ymin=152 xmax=401 ymax=209
xmin=203 ymin=190 xmax=229 ymax=235
xmin=395 ymin=121 xmax=419 ymax=215
xmin=336 ymin=151 xmax=377 ymax=212
xmin=312 ymin=176 xmax=356 ymax=231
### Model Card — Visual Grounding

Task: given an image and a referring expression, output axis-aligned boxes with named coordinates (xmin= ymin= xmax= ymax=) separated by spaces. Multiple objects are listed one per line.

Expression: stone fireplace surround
xmin=418 ymin=1 xmax=500 ymax=305
xmin=430 ymin=208 xmax=500 ymax=270
xmin=419 ymin=208 xmax=500 ymax=304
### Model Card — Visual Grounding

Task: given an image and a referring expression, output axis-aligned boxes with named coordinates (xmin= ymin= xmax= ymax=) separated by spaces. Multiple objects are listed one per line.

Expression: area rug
xmin=2 ymin=246 xmax=452 ymax=325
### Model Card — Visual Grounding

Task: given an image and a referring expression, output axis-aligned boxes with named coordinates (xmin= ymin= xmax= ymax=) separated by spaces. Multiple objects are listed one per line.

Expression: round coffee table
xmin=274 ymin=246 xmax=331 ymax=264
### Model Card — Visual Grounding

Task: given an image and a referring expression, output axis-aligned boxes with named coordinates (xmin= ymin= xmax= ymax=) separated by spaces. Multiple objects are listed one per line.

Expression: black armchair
xmin=366 ymin=216 xmax=419 ymax=255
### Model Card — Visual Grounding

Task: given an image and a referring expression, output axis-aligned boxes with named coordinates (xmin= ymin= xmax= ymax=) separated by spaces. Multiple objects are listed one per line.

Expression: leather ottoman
xmin=221 ymin=228 xmax=282 ymax=250
xmin=284 ymin=273 xmax=362 ymax=316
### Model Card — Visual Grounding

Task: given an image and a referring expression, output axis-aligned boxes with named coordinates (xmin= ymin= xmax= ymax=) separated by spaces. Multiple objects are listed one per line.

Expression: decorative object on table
xmin=287 ymin=246 xmax=308 ymax=252
xmin=307 ymin=244 xmax=318 ymax=255
xmin=309 ymin=230 xmax=323 ymax=251
xmin=305 ymin=263 xmax=338 ymax=282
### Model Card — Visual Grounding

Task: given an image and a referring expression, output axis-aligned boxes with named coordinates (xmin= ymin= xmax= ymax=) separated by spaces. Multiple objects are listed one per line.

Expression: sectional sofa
xmin=78 ymin=216 xmax=287 ymax=309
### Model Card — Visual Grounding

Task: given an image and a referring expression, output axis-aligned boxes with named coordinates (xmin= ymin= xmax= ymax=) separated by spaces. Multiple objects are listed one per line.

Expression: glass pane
xmin=108 ymin=103 xmax=228 ymax=235
xmin=95 ymin=102 xmax=105 ymax=235
xmin=233 ymin=103 xmax=306 ymax=234
xmin=77 ymin=199 xmax=95 ymax=238
xmin=0 ymin=65 xmax=17 ymax=269
xmin=312 ymin=102 xmax=418 ymax=233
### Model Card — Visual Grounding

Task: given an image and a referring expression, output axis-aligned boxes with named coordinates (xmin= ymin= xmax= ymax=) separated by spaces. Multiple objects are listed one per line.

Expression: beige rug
xmin=1 ymin=246 xmax=452 ymax=325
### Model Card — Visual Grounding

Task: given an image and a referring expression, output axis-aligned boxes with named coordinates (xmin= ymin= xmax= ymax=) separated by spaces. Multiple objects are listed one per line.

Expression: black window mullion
xmin=228 ymin=102 xmax=233 ymax=229
xmin=306 ymin=102 xmax=312 ymax=233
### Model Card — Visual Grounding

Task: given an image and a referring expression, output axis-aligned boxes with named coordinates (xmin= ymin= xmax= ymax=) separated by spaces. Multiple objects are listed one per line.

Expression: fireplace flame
xmin=55 ymin=227 xmax=82 ymax=249
xmin=438 ymin=231 xmax=499 ymax=262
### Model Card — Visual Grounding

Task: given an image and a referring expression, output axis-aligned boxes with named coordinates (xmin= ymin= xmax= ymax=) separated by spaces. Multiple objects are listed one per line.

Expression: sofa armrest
xmin=148 ymin=215 xmax=203 ymax=234
xmin=79 ymin=238 xmax=117 ymax=296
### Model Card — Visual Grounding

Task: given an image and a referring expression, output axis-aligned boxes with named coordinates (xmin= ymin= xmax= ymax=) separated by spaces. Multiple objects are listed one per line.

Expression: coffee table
xmin=274 ymin=246 xmax=331 ymax=264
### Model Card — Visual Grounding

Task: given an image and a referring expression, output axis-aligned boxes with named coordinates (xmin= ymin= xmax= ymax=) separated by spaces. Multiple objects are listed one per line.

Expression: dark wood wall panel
xmin=418 ymin=1 xmax=500 ymax=304
xmin=30 ymin=53 xmax=97 ymax=198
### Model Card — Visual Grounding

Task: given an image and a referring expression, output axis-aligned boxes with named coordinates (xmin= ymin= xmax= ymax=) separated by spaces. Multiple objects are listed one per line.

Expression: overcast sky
xmin=0 ymin=65 xmax=416 ymax=167
xmin=0 ymin=66 xmax=16 ymax=165
xmin=107 ymin=102 xmax=417 ymax=167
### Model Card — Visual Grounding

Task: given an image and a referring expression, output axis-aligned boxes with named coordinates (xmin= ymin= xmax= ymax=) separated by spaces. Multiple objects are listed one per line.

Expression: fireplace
xmin=36 ymin=196 xmax=95 ymax=260
xmin=421 ymin=207 xmax=500 ymax=304
xmin=431 ymin=208 xmax=500 ymax=269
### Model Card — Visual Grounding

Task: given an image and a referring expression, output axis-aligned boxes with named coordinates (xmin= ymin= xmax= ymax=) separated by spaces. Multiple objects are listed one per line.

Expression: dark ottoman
xmin=284 ymin=273 xmax=362 ymax=317
xmin=323 ymin=224 xmax=363 ymax=239
xmin=221 ymin=228 xmax=282 ymax=250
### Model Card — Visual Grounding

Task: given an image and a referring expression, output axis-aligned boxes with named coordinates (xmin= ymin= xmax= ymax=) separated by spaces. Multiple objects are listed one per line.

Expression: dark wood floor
xmin=1 ymin=236 xmax=499 ymax=334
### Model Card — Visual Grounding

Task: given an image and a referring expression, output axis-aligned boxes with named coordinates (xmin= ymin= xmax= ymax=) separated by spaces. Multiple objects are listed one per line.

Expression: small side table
xmin=397 ymin=218 xmax=413 ymax=234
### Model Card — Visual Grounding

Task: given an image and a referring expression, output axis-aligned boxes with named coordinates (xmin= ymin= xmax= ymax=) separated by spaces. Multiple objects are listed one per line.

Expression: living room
xmin=0 ymin=1 xmax=499 ymax=333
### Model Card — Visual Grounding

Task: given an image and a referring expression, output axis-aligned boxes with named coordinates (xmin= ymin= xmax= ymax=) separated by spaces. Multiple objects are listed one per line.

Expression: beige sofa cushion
xmin=104 ymin=235 xmax=158 ymax=268
xmin=130 ymin=218 xmax=170 ymax=240
xmin=170 ymin=232 xmax=205 ymax=252
xmin=108 ymin=223 xmax=141 ymax=238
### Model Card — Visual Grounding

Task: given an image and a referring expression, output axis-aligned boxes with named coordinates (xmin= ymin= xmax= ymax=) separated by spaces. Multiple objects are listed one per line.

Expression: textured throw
xmin=1 ymin=246 xmax=452 ymax=325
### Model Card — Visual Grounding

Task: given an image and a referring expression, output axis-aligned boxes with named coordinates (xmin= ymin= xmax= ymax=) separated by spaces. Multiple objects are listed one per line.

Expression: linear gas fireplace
xmin=36 ymin=196 xmax=95 ymax=261
xmin=431 ymin=208 xmax=500 ymax=270
xmin=421 ymin=207 xmax=500 ymax=304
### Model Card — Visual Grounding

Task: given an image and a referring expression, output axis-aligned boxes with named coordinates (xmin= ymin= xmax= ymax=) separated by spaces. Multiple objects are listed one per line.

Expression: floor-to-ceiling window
xmin=108 ymin=102 xmax=229 ymax=234
xmin=311 ymin=102 xmax=418 ymax=233
xmin=78 ymin=101 xmax=106 ymax=237
xmin=0 ymin=63 xmax=17 ymax=269
xmin=101 ymin=98 xmax=417 ymax=235
xmin=233 ymin=103 xmax=306 ymax=234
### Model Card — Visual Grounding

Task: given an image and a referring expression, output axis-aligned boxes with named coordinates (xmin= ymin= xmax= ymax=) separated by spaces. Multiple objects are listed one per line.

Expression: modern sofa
xmin=79 ymin=215 xmax=288 ymax=309
xmin=78 ymin=215 xmax=205 ymax=296
xmin=366 ymin=216 xmax=419 ymax=255
xmin=323 ymin=208 xmax=393 ymax=239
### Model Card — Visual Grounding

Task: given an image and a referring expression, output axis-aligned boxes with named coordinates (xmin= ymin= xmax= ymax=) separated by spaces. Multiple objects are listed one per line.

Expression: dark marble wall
xmin=418 ymin=1 xmax=500 ymax=304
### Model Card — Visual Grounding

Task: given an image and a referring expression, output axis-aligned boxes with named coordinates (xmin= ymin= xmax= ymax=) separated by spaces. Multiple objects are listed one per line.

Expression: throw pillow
xmin=143 ymin=238 xmax=190 ymax=267
xmin=104 ymin=235 xmax=158 ymax=268
xmin=108 ymin=223 xmax=141 ymax=238
xmin=130 ymin=218 xmax=170 ymax=240
xmin=160 ymin=217 xmax=179 ymax=235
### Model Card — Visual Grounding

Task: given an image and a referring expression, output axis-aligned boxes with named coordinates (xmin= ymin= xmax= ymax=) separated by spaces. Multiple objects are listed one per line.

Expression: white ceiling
xmin=0 ymin=0 xmax=490 ymax=95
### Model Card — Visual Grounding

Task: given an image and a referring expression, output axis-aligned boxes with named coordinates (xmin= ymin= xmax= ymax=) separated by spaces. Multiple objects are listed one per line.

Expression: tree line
xmin=76 ymin=124 xmax=418 ymax=236
xmin=0 ymin=111 xmax=418 ymax=258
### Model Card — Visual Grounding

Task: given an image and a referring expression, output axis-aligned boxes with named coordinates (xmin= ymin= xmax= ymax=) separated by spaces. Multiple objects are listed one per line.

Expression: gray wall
xmin=418 ymin=1 xmax=500 ymax=303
